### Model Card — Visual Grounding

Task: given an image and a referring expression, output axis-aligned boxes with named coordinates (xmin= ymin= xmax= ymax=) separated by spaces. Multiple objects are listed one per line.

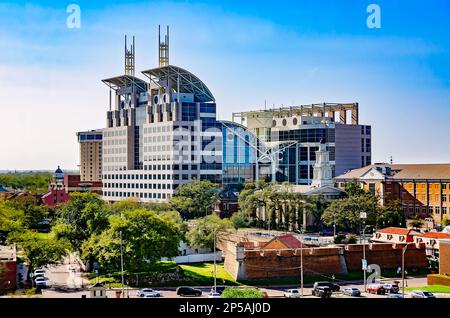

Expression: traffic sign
xmin=362 ymin=259 xmax=368 ymax=270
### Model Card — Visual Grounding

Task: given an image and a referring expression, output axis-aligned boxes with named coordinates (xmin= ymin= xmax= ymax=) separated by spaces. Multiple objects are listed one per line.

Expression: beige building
xmin=77 ymin=130 xmax=103 ymax=182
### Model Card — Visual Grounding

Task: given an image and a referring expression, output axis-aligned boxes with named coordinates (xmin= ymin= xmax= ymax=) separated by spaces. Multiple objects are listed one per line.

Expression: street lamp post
xmin=300 ymin=243 xmax=304 ymax=298
xmin=213 ymin=229 xmax=217 ymax=293
xmin=362 ymin=224 xmax=371 ymax=292
xmin=402 ymin=242 xmax=414 ymax=298
xmin=120 ymin=230 xmax=124 ymax=298
xmin=359 ymin=211 xmax=368 ymax=292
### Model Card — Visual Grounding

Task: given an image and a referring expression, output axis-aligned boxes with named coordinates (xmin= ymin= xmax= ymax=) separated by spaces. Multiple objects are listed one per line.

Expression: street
xmin=39 ymin=274 xmax=450 ymax=299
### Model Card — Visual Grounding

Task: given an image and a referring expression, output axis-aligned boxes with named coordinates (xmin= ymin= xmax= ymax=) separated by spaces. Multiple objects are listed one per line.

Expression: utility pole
xmin=362 ymin=225 xmax=369 ymax=292
xmin=333 ymin=213 xmax=336 ymax=238
xmin=300 ymin=244 xmax=304 ymax=298
xmin=402 ymin=242 xmax=413 ymax=298
xmin=360 ymin=211 xmax=368 ymax=292
xmin=213 ymin=229 xmax=217 ymax=293
xmin=120 ymin=230 xmax=124 ymax=298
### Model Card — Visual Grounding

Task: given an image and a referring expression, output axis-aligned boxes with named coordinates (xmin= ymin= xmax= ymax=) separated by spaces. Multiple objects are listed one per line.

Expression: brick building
xmin=0 ymin=245 xmax=17 ymax=293
xmin=415 ymin=232 xmax=450 ymax=259
xmin=372 ymin=227 xmax=420 ymax=244
xmin=439 ymin=239 xmax=450 ymax=276
xmin=336 ymin=164 xmax=450 ymax=227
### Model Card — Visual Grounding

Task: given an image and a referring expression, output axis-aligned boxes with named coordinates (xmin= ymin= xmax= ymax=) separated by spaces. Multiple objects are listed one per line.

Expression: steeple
xmin=311 ymin=142 xmax=334 ymax=188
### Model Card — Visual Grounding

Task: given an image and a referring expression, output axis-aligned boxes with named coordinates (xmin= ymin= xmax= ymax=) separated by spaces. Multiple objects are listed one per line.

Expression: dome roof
xmin=54 ymin=166 xmax=64 ymax=179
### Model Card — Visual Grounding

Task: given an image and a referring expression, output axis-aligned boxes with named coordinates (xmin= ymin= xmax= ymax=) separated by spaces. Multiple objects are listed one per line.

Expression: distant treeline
xmin=0 ymin=172 xmax=52 ymax=194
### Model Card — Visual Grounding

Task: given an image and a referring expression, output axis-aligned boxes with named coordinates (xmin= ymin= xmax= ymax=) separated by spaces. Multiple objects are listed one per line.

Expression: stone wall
xmin=427 ymin=274 xmax=450 ymax=286
xmin=220 ymin=239 xmax=428 ymax=280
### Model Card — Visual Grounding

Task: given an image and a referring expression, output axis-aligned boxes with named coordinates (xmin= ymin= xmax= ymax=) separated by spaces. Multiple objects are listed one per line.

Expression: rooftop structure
xmin=101 ymin=27 xmax=222 ymax=203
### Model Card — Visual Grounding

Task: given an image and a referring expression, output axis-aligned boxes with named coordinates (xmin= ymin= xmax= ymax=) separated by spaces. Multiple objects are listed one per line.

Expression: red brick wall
xmin=439 ymin=241 xmax=450 ymax=276
xmin=225 ymin=243 xmax=428 ymax=280
xmin=427 ymin=274 xmax=450 ymax=286
xmin=344 ymin=243 xmax=428 ymax=272
xmin=1 ymin=261 xmax=17 ymax=291
xmin=242 ymin=248 xmax=345 ymax=279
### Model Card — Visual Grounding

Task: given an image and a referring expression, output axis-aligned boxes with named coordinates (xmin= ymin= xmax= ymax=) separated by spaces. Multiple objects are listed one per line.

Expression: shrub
xmin=345 ymin=235 xmax=357 ymax=244
xmin=334 ymin=234 xmax=346 ymax=244
xmin=221 ymin=287 xmax=264 ymax=298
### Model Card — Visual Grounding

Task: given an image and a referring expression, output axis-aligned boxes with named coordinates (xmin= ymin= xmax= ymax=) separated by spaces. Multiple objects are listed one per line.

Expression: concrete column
xmin=351 ymin=104 xmax=359 ymax=124
xmin=339 ymin=110 xmax=347 ymax=124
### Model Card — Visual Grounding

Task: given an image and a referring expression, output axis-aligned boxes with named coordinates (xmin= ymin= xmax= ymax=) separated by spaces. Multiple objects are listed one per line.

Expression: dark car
xmin=312 ymin=286 xmax=332 ymax=298
xmin=214 ymin=286 xmax=227 ymax=294
xmin=313 ymin=281 xmax=340 ymax=292
xmin=176 ymin=287 xmax=202 ymax=297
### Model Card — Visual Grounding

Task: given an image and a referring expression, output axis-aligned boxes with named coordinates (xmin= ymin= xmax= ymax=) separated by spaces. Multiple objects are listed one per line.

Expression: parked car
xmin=342 ymin=287 xmax=361 ymax=297
xmin=34 ymin=277 xmax=49 ymax=288
xmin=410 ymin=290 xmax=436 ymax=298
xmin=33 ymin=272 xmax=45 ymax=279
xmin=137 ymin=288 xmax=161 ymax=297
xmin=367 ymin=284 xmax=386 ymax=295
xmin=319 ymin=230 xmax=334 ymax=236
xmin=33 ymin=268 xmax=45 ymax=277
xmin=313 ymin=281 xmax=340 ymax=292
xmin=176 ymin=287 xmax=202 ymax=297
xmin=382 ymin=283 xmax=400 ymax=294
xmin=212 ymin=286 xmax=227 ymax=294
xmin=312 ymin=285 xmax=332 ymax=298
xmin=284 ymin=289 xmax=302 ymax=298
xmin=387 ymin=294 xmax=404 ymax=298
xmin=207 ymin=292 xmax=221 ymax=298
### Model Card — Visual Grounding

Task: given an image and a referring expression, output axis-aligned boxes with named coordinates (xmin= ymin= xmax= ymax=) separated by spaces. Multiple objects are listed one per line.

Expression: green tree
xmin=230 ymin=211 xmax=250 ymax=229
xmin=0 ymin=200 xmax=25 ymax=243
xmin=377 ymin=200 xmax=405 ymax=228
xmin=8 ymin=230 xmax=69 ymax=281
xmin=442 ymin=216 xmax=450 ymax=227
xmin=52 ymin=192 xmax=109 ymax=251
xmin=81 ymin=208 xmax=181 ymax=271
xmin=169 ymin=180 xmax=218 ymax=218
xmin=409 ymin=216 xmax=424 ymax=229
xmin=322 ymin=193 xmax=380 ymax=231
xmin=344 ymin=180 xmax=368 ymax=196
xmin=186 ymin=215 xmax=232 ymax=249
xmin=0 ymin=172 xmax=51 ymax=194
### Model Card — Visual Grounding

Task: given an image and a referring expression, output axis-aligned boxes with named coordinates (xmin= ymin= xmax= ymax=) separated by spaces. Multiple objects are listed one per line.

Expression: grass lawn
xmin=180 ymin=262 xmax=238 ymax=286
xmin=405 ymin=285 xmax=450 ymax=293
xmin=88 ymin=261 xmax=238 ymax=287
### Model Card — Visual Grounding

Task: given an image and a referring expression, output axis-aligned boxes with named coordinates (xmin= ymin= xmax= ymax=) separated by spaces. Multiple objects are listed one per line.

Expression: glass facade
xmin=221 ymin=123 xmax=257 ymax=187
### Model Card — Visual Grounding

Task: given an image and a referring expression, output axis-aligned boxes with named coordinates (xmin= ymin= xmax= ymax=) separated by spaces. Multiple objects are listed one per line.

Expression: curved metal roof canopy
xmin=102 ymin=75 xmax=148 ymax=93
xmin=142 ymin=65 xmax=215 ymax=103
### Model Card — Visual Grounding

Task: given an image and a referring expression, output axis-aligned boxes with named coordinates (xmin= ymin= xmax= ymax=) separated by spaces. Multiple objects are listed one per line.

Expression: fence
xmin=161 ymin=252 xmax=223 ymax=264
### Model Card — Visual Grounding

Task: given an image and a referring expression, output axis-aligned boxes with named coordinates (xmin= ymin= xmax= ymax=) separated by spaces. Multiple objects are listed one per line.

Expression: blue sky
xmin=1 ymin=0 xmax=449 ymax=170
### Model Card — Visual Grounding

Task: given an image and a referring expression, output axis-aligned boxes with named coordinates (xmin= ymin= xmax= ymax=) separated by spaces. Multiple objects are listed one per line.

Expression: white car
xmin=284 ymin=289 xmax=302 ymax=298
xmin=137 ymin=288 xmax=161 ymax=297
xmin=410 ymin=290 xmax=436 ymax=298
xmin=208 ymin=292 xmax=221 ymax=298
xmin=35 ymin=277 xmax=49 ymax=288
xmin=33 ymin=268 xmax=45 ymax=276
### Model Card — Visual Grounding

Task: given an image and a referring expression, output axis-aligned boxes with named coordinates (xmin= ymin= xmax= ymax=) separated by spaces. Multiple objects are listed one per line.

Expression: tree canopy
xmin=81 ymin=208 xmax=182 ymax=271
xmin=169 ymin=180 xmax=218 ymax=219
xmin=186 ymin=214 xmax=232 ymax=249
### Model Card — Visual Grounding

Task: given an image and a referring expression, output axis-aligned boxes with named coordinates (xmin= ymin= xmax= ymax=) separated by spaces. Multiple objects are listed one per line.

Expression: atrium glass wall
xmin=221 ymin=123 xmax=257 ymax=187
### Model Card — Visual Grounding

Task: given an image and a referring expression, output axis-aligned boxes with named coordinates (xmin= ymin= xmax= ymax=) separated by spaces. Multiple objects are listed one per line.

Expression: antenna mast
xmin=158 ymin=25 xmax=169 ymax=67
xmin=124 ymin=35 xmax=135 ymax=76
